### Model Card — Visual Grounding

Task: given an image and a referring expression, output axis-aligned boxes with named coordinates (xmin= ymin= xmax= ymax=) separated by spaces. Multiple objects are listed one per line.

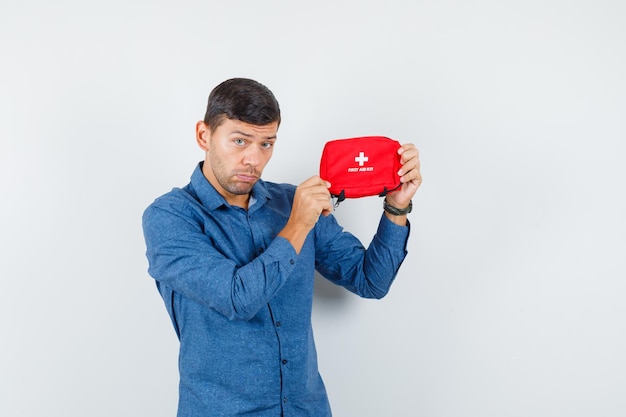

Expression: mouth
xmin=235 ymin=173 xmax=259 ymax=183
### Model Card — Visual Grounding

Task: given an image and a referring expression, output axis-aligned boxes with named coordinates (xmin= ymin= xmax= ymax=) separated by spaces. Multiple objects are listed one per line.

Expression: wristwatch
xmin=383 ymin=199 xmax=412 ymax=215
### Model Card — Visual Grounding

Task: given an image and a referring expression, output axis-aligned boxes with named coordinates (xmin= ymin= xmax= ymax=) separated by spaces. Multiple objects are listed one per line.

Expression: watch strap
xmin=383 ymin=199 xmax=412 ymax=215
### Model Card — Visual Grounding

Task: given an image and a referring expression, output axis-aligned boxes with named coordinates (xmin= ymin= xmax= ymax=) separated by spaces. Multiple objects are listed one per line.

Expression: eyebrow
xmin=230 ymin=130 xmax=277 ymax=140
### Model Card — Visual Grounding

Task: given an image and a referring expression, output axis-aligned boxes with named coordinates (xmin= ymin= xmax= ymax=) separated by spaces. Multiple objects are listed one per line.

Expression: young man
xmin=142 ymin=78 xmax=422 ymax=416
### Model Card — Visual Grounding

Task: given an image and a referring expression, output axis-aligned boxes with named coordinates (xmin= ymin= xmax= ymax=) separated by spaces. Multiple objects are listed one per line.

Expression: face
xmin=196 ymin=118 xmax=278 ymax=207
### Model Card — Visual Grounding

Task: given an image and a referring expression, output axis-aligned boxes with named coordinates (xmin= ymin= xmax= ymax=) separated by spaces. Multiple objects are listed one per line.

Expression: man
xmin=142 ymin=78 xmax=422 ymax=416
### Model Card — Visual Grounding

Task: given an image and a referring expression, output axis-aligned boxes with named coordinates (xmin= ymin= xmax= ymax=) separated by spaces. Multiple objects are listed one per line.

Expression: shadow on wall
xmin=313 ymin=271 xmax=350 ymax=311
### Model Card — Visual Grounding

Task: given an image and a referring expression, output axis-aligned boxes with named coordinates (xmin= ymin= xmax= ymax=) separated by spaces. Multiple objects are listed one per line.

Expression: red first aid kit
xmin=319 ymin=136 xmax=402 ymax=204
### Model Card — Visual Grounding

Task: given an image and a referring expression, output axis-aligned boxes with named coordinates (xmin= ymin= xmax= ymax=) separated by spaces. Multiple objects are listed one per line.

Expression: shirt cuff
xmin=264 ymin=236 xmax=299 ymax=270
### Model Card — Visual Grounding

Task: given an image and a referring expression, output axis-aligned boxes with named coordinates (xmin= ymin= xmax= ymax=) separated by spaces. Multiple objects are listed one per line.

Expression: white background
xmin=2 ymin=1 xmax=625 ymax=416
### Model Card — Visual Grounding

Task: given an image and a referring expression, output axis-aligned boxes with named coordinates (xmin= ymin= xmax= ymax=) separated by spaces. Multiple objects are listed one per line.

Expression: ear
xmin=196 ymin=121 xmax=210 ymax=151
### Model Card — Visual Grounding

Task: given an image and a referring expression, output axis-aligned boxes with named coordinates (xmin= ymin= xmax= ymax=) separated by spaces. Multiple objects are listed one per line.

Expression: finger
xmin=403 ymin=164 xmax=422 ymax=184
xmin=398 ymin=158 xmax=420 ymax=181
xmin=406 ymin=169 xmax=423 ymax=189
xmin=320 ymin=197 xmax=333 ymax=216
xmin=297 ymin=179 xmax=331 ymax=198
xmin=302 ymin=175 xmax=330 ymax=188
xmin=301 ymin=185 xmax=332 ymax=206
xmin=399 ymin=146 xmax=419 ymax=164
xmin=397 ymin=143 xmax=415 ymax=153
xmin=397 ymin=143 xmax=416 ymax=158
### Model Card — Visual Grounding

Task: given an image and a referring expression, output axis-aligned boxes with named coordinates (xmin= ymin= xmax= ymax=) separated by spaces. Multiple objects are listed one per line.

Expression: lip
xmin=235 ymin=174 xmax=258 ymax=183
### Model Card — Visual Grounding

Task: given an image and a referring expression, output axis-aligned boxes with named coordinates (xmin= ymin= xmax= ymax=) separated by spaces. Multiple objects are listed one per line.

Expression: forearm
xmin=277 ymin=221 xmax=310 ymax=254
xmin=314 ymin=213 xmax=409 ymax=298
xmin=360 ymin=214 xmax=410 ymax=297
xmin=146 ymin=234 xmax=298 ymax=321
xmin=384 ymin=211 xmax=408 ymax=226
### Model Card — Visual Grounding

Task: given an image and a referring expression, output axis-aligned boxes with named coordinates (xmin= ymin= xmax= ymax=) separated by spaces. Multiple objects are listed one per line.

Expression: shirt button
xmin=282 ymin=359 xmax=288 ymax=365
xmin=275 ymin=321 xmax=281 ymax=327
xmin=283 ymin=398 xmax=288 ymax=403
xmin=289 ymin=259 xmax=295 ymax=265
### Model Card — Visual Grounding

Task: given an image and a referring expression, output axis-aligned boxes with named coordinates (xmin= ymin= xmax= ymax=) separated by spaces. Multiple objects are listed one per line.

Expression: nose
xmin=242 ymin=145 xmax=261 ymax=167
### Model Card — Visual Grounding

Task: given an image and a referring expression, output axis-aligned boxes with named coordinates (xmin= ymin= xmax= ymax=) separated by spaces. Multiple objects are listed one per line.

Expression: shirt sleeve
xmin=142 ymin=202 xmax=298 ymax=321
xmin=313 ymin=213 xmax=410 ymax=299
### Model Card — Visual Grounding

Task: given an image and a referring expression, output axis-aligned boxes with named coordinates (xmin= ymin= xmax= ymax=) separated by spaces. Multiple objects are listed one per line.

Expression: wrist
xmin=383 ymin=198 xmax=412 ymax=216
xmin=278 ymin=221 xmax=310 ymax=254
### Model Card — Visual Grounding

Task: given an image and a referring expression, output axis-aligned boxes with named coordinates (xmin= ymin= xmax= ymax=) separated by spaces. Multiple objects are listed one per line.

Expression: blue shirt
xmin=142 ymin=163 xmax=410 ymax=416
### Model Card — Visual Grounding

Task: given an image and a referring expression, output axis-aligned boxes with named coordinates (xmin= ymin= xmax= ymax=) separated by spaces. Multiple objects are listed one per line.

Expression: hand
xmin=385 ymin=143 xmax=422 ymax=209
xmin=290 ymin=176 xmax=333 ymax=228
xmin=279 ymin=176 xmax=333 ymax=253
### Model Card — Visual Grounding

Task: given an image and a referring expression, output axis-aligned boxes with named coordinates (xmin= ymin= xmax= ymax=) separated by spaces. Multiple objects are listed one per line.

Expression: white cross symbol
xmin=354 ymin=152 xmax=369 ymax=166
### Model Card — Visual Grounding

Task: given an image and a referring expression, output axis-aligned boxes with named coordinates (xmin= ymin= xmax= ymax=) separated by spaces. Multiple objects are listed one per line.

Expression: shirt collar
xmin=190 ymin=162 xmax=271 ymax=212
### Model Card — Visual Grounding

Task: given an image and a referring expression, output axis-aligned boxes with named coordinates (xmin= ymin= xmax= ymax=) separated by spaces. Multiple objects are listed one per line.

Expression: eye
xmin=234 ymin=138 xmax=246 ymax=146
xmin=261 ymin=142 xmax=274 ymax=149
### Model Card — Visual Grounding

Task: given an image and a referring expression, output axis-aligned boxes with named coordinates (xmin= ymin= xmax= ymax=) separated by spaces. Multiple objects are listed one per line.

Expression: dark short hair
xmin=203 ymin=78 xmax=281 ymax=130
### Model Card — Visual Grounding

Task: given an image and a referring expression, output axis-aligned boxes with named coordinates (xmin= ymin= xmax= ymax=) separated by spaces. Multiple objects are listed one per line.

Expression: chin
xmin=228 ymin=184 xmax=255 ymax=195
